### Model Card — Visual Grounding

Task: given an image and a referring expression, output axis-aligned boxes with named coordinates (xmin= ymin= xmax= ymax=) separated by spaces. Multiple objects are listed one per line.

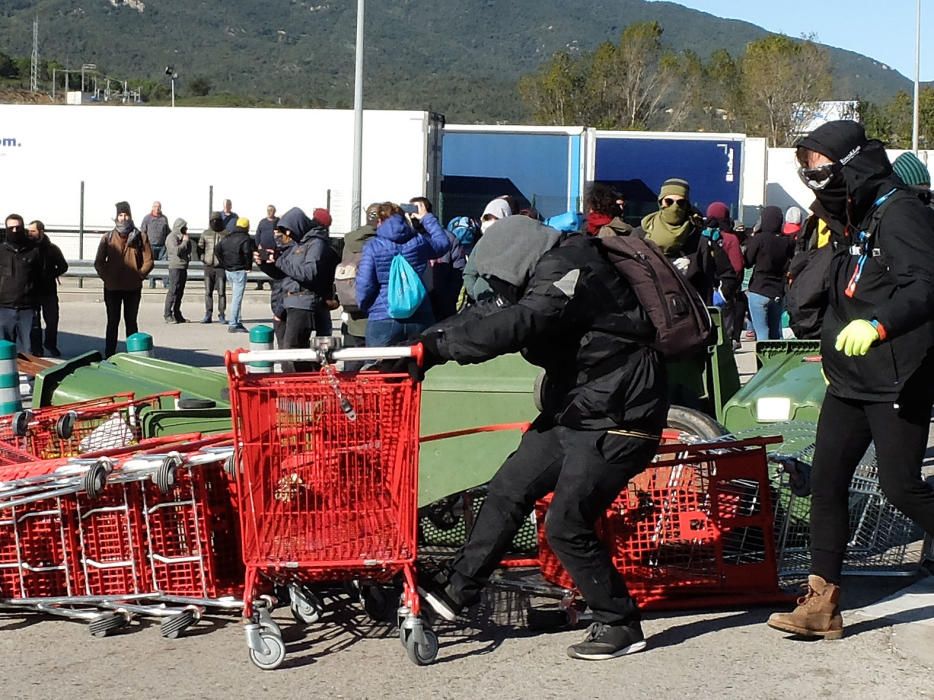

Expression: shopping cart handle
xmin=227 ymin=345 xmax=423 ymax=366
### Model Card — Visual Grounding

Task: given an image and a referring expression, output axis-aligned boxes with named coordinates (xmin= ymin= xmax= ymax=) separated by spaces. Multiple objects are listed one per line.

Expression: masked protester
xmin=415 ymin=221 xmax=668 ymax=662
xmin=633 ymin=178 xmax=717 ymax=303
xmin=94 ymin=201 xmax=155 ymax=357
xmin=197 ymin=212 xmax=229 ymax=324
xmin=0 ymin=214 xmax=42 ymax=353
xmin=768 ymin=120 xmax=934 ymax=640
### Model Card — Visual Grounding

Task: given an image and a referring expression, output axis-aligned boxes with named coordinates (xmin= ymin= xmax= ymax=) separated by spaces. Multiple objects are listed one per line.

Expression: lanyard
xmin=845 ymin=188 xmax=897 ymax=298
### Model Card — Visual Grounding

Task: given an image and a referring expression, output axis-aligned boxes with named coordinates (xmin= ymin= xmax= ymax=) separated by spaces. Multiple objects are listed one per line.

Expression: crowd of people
xmin=4 ymin=119 xmax=933 ymax=662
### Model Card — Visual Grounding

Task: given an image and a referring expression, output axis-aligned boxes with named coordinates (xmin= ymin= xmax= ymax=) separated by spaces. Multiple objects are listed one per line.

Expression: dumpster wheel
xmin=666 ymin=405 xmax=727 ymax=442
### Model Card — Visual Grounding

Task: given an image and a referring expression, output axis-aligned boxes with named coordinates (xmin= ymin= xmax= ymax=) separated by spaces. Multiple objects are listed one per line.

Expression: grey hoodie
xmin=165 ymin=217 xmax=192 ymax=269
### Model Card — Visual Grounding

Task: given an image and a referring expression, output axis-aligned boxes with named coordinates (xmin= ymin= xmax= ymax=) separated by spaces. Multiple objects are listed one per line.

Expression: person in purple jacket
xmin=355 ymin=200 xmax=451 ymax=347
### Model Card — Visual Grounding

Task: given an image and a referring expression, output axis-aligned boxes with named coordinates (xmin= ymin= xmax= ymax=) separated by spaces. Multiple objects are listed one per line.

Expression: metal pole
xmin=350 ymin=0 xmax=365 ymax=230
xmin=208 ymin=185 xmax=214 ymax=222
xmin=171 ymin=77 xmax=176 ymax=108
xmin=913 ymin=0 xmax=921 ymax=153
xmin=79 ymin=181 xmax=85 ymax=288
xmin=52 ymin=68 xmax=56 ymax=101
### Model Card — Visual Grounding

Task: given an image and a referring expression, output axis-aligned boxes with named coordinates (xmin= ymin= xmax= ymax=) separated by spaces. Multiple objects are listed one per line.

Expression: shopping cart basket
xmin=535 ymin=436 xmax=789 ymax=611
xmin=226 ymin=344 xmax=432 ymax=670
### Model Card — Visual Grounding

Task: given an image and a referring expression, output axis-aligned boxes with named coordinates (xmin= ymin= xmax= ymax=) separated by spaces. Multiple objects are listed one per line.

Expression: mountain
xmin=0 ymin=0 xmax=912 ymax=122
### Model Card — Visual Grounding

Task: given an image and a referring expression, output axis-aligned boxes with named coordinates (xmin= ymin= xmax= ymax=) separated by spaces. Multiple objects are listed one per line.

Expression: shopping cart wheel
xmin=89 ymin=613 xmax=128 ymax=638
xmin=256 ymin=606 xmax=282 ymax=638
xmin=55 ymin=411 xmax=78 ymax=439
xmin=289 ymin=587 xmax=323 ymax=625
xmin=84 ymin=460 xmax=110 ymax=500
xmin=249 ymin=632 xmax=286 ymax=671
xmin=160 ymin=609 xmax=198 ymax=639
xmin=404 ymin=626 xmax=439 ymax=666
xmin=11 ymin=410 xmax=32 ymax=437
xmin=224 ymin=453 xmax=236 ymax=478
xmin=155 ymin=455 xmax=182 ymax=494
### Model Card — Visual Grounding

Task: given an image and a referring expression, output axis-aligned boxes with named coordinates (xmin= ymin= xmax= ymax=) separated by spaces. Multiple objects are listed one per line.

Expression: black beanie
xmin=759 ymin=205 xmax=784 ymax=234
xmin=115 ymin=201 xmax=132 ymax=218
xmin=797 ymin=120 xmax=867 ymax=164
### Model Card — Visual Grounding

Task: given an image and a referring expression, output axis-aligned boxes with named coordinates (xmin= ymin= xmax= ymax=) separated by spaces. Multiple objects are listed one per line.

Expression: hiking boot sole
xmin=566 ymin=639 xmax=647 ymax=661
xmin=766 ymin=618 xmax=843 ymax=640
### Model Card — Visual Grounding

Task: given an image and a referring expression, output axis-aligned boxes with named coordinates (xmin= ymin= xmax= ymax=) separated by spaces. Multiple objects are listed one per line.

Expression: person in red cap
xmin=267 ymin=206 xmax=338 ymax=367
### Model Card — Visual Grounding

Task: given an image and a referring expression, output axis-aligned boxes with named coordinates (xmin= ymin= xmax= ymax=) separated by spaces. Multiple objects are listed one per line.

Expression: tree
xmin=612 ymin=21 xmax=680 ymax=130
xmin=0 ymin=51 xmax=17 ymax=79
xmin=518 ymin=51 xmax=586 ymax=126
xmin=740 ymin=35 xmax=832 ymax=146
xmin=188 ymin=75 xmax=212 ymax=97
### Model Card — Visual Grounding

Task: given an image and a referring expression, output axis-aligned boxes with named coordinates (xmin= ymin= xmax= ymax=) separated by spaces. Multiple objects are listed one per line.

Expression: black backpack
xmin=598 ymin=235 xmax=714 ymax=359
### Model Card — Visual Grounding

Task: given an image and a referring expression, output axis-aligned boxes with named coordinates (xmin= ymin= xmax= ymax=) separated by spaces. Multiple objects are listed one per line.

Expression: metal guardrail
xmin=63 ymin=259 xmax=270 ymax=284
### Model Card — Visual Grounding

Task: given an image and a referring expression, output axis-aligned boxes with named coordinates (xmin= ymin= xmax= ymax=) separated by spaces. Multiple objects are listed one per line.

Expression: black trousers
xmin=732 ymin=291 xmax=748 ymax=343
xmin=30 ymin=293 xmax=60 ymax=354
xmin=283 ymin=307 xmax=317 ymax=372
xmin=164 ymin=268 xmax=188 ymax=320
xmin=448 ymin=419 xmax=659 ymax=624
xmin=810 ymin=373 xmax=934 ymax=583
xmin=203 ymin=266 xmax=226 ymax=318
xmin=340 ymin=324 xmax=367 ymax=371
xmin=103 ymin=288 xmax=141 ymax=357
xmin=273 ymin=309 xmax=287 ymax=349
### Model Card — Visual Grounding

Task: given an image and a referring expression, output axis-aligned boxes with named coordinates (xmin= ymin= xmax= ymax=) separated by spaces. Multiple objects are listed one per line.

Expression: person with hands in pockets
xmin=768 ymin=120 xmax=934 ymax=640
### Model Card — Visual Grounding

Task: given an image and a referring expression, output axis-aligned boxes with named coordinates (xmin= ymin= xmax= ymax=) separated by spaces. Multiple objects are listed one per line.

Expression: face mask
xmin=660 ymin=205 xmax=689 ymax=226
xmin=5 ymin=225 xmax=26 ymax=244
xmin=481 ymin=219 xmax=496 ymax=233
xmin=115 ymin=218 xmax=135 ymax=235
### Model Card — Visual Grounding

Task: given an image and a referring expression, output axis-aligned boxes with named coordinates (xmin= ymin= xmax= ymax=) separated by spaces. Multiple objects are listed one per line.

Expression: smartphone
xmin=399 ymin=203 xmax=418 ymax=214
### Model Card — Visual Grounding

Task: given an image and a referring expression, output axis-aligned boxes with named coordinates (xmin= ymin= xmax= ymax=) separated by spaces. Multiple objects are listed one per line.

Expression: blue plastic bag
xmin=387 ymin=254 xmax=426 ymax=319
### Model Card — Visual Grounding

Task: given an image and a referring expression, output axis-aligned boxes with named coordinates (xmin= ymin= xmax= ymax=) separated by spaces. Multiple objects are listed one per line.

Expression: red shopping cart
xmin=226 ymin=344 xmax=431 ymax=670
xmin=0 ymin=393 xmax=178 ymax=459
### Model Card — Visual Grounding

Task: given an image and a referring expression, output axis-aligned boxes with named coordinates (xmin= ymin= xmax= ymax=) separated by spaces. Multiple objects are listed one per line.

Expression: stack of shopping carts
xmin=0 ymin=399 xmax=243 ymax=639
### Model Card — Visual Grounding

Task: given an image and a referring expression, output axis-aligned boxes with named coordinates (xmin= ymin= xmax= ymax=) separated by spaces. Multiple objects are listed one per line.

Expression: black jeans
xmin=203 ymin=266 xmax=226 ymax=318
xmin=283 ymin=307 xmax=317 ymax=371
xmin=340 ymin=324 xmax=367 ymax=371
xmin=164 ymin=268 xmax=188 ymax=320
xmin=447 ymin=419 xmax=659 ymax=625
xmin=810 ymin=374 xmax=934 ymax=583
xmin=103 ymin=288 xmax=142 ymax=357
xmin=30 ymin=293 xmax=60 ymax=354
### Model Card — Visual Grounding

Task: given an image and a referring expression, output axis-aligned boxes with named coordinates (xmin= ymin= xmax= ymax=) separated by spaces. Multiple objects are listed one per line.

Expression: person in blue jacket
xmin=355 ymin=200 xmax=450 ymax=346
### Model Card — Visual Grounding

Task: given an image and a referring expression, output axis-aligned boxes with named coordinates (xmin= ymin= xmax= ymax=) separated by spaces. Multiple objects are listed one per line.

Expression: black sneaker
xmin=416 ymin=565 xmax=462 ymax=622
xmin=566 ymin=621 xmax=647 ymax=661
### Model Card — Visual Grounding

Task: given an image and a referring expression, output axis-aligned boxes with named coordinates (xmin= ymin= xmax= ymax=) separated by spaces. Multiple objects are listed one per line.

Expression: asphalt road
xmin=3 ymin=282 xmax=932 ymax=698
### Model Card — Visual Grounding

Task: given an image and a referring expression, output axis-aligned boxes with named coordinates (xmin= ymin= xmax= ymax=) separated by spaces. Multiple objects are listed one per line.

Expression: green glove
xmin=834 ymin=319 xmax=879 ymax=357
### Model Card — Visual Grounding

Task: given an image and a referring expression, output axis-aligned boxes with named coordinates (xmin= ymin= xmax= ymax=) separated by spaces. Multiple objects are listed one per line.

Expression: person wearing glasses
xmin=633 ymin=178 xmax=717 ymax=303
xmin=769 ymin=120 xmax=934 ymax=640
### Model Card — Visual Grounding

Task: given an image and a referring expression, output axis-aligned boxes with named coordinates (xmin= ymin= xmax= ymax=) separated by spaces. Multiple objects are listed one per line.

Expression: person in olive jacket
xmin=768 ymin=121 xmax=934 ymax=641
xmin=94 ymin=201 xmax=154 ymax=357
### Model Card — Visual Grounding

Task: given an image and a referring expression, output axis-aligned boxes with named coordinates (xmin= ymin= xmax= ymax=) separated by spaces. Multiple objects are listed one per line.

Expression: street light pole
xmin=351 ymin=0 xmax=365 ymax=230
xmin=912 ymin=0 xmax=921 ymax=153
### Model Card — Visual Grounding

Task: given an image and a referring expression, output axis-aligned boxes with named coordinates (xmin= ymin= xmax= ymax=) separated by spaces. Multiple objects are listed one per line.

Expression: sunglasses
xmin=798 ymin=163 xmax=839 ymax=191
xmin=661 ymin=197 xmax=687 ymax=207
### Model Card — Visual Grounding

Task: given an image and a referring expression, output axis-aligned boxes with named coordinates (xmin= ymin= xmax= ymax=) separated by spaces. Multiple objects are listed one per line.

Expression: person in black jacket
xmin=744 ymin=206 xmax=794 ymax=340
xmin=415 ymin=232 xmax=668 ymax=661
xmin=215 ymin=217 xmax=255 ymax=333
xmin=267 ymin=207 xmax=338 ymax=366
xmin=768 ymin=121 xmax=934 ymax=640
xmin=26 ymin=220 xmax=68 ymax=357
xmin=0 ymin=214 xmax=42 ymax=353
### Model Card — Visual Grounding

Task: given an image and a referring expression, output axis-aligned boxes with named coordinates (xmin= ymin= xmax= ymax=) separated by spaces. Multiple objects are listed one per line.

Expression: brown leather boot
xmin=767 ymin=575 xmax=843 ymax=640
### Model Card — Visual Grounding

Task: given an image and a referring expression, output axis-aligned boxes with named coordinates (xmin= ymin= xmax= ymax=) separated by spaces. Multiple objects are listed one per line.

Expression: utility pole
xmin=912 ymin=0 xmax=922 ymax=153
xmin=351 ymin=0 xmax=365 ymax=230
xmin=30 ymin=16 xmax=38 ymax=93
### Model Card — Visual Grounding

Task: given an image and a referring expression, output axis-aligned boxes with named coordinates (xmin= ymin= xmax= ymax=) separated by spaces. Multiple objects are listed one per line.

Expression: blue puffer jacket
xmin=356 ymin=213 xmax=451 ymax=321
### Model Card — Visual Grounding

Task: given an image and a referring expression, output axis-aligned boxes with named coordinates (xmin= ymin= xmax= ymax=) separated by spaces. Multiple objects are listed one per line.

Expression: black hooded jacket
xmin=744 ymin=206 xmax=794 ymax=299
xmin=801 ymin=121 xmax=934 ymax=401
xmin=428 ymin=234 xmax=669 ymax=432
xmin=274 ymin=207 xmax=338 ymax=311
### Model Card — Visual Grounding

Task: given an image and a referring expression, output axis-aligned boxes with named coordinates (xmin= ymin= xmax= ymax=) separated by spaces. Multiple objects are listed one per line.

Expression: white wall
xmin=765 ymin=147 xmax=934 ymax=215
xmin=0 ymin=105 xmax=437 ymax=239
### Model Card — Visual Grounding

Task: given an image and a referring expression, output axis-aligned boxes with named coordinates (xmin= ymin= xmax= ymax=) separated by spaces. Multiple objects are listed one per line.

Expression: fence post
xmin=208 ymin=185 xmax=214 ymax=221
xmin=79 ymin=180 xmax=85 ymax=288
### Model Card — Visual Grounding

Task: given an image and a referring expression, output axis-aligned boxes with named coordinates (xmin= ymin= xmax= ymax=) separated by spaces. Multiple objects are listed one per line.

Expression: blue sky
xmin=649 ymin=1 xmax=934 ymax=80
